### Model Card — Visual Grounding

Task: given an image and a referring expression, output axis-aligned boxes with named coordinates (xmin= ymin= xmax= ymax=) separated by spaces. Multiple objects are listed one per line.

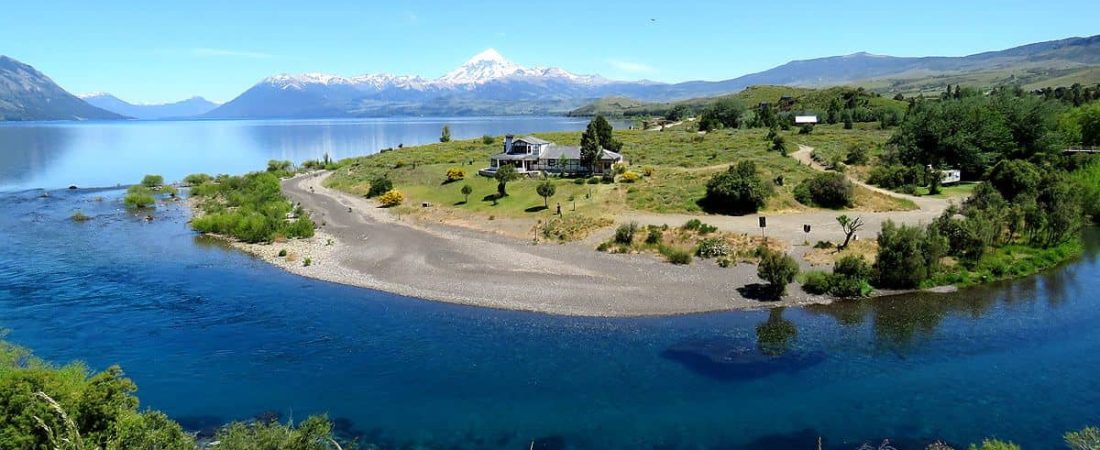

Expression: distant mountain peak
xmin=440 ymin=48 xmax=529 ymax=85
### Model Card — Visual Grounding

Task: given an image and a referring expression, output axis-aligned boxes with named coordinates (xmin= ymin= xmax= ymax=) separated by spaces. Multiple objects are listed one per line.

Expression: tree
xmin=836 ymin=215 xmax=864 ymax=250
xmin=987 ymin=159 xmax=1041 ymax=201
xmin=698 ymin=98 xmax=746 ymax=131
xmin=873 ymin=220 xmax=948 ymax=289
xmin=536 ymin=180 xmax=556 ymax=208
xmin=494 ymin=164 xmax=519 ymax=197
xmin=580 ymin=121 xmax=601 ymax=173
xmin=440 ymin=125 xmax=451 ymax=142
xmin=842 ymin=109 xmax=854 ymax=129
xmin=757 ymin=247 xmax=799 ymax=297
xmin=592 ymin=115 xmax=622 ymax=152
xmin=460 ymin=184 xmax=473 ymax=204
xmin=703 ymin=161 xmax=773 ymax=214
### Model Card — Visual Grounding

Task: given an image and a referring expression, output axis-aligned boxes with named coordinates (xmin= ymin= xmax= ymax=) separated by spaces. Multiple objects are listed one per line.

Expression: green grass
xmin=326 ymin=125 xmax=915 ymax=220
xmin=926 ymin=240 xmax=1084 ymax=288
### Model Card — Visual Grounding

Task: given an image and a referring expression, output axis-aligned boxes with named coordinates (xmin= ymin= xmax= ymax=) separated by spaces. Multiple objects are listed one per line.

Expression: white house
xmin=479 ymin=135 xmax=625 ymax=176
xmin=794 ymin=115 xmax=819 ymax=125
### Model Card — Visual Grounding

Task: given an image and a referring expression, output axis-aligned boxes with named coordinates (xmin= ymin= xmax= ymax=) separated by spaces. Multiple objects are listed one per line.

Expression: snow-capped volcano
xmin=439 ymin=48 xmax=535 ymax=85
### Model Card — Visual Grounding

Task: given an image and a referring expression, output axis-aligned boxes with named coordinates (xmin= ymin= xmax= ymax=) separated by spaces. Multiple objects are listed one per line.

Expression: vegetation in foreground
xmin=597 ymin=219 xmax=781 ymax=266
xmin=0 ymin=340 xmax=354 ymax=450
xmin=188 ymin=168 xmax=316 ymax=244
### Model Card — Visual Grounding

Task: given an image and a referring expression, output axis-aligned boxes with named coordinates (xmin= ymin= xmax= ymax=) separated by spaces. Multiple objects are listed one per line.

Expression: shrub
xmin=868 ymin=165 xmax=926 ymax=189
xmin=703 ymin=161 xmax=772 ymax=214
xmin=446 ymin=167 xmax=466 ymax=182
xmin=140 ymin=174 xmax=164 ymax=188
xmin=873 ymin=220 xmax=948 ymax=289
xmin=70 ymin=211 xmax=90 ymax=222
xmin=124 ymin=185 xmax=156 ymax=209
xmin=660 ymin=246 xmax=693 ymax=265
xmin=303 ymin=257 xmax=312 ymax=267
xmin=378 ymin=189 xmax=405 ymax=207
xmin=645 ymin=227 xmax=663 ymax=245
xmin=266 ymin=160 xmax=293 ymax=176
xmin=620 ymin=170 xmax=641 ymax=183
xmin=794 ymin=172 xmax=854 ymax=208
xmin=798 ymin=124 xmax=814 ymax=134
xmin=189 ymin=172 xmax=315 ymax=243
xmin=987 ymin=159 xmax=1041 ymax=201
xmin=845 ymin=144 xmax=870 ymax=165
xmin=695 ymin=238 xmax=731 ymax=258
xmin=801 ymin=270 xmax=831 ymax=294
xmin=587 ymin=176 xmax=600 ymax=184
xmin=612 ymin=162 xmax=628 ymax=175
xmin=642 ymin=166 xmax=656 ymax=177
xmin=278 ymin=249 xmax=287 ymax=257
xmin=813 ymin=240 xmax=834 ymax=249
xmin=482 ymin=134 xmax=496 ymax=145
xmin=183 ymin=173 xmax=212 ymax=186
xmin=757 ymin=247 xmax=799 ymax=296
xmin=614 ymin=221 xmax=639 ymax=244
xmin=366 ymin=176 xmax=393 ymax=198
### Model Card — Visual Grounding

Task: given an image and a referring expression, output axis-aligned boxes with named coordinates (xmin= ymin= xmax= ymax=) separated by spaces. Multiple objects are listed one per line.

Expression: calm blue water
xmin=0 ymin=117 xmax=610 ymax=191
xmin=2 ymin=187 xmax=1099 ymax=450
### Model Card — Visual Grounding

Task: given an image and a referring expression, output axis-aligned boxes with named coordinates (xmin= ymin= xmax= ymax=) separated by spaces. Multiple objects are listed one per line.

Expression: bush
xmin=645 ymin=227 xmax=663 ymax=245
xmin=587 ymin=176 xmax=600 ymax=184
xmin=614 ymin=221 xmax=638 ymax=244
xmin=695 ymin=238 xmax=731 ymax=258
xmin=620 ymin=170 xmax=641 ymax=183
xmin=798 ymin=124 xmax=814 ymax=134
xmin=482 ymin=134 xmax=496 ymax=145
xmin=183 ymin=173 xmax=212 ymax=186
xmin=278 ymin=249 xmax=287 ymax=257
xmin=703 ymin=161 xmax=772 ymax=214
xmin=868 ymin=165 xmax=926 ymax=189
xmin=303 ymin=257 xmax=312 ymax=267
xmin=445 ymin=167 xmax=466 ymax=182
xmin=366 ymin=175 xmax=394 ymax=197
xmin=660 ymin=246 xmax=693 ymax=265
xmin=266 ymin=160 xmax=293 ymax=176
xmin=189 ymin=172 xmax=315 ymax=243
xmin=757 ymin=247 xmax=799 ymax=296
xmin=140 ymin=174 xmax=164 ymax=188
xmin=813 ymin=240 xmax=834 ymax=249
xmin=612 ymin=162 xmax=628 ymax=175
xmin=801 ymin=270 xmax=831 ymax=294
xmin=642 ymin=166 xmax=656 ymax=177
xmin=378 ymin=189 xmax=405 ymax=207
xmin=845 ymin=144 xmax=870 ymax=165
xmin=124 ymin=185 xmax=156 ymax=209
xmin=873 ymin=220 xmax=948 ymax=289
xmin=682 ymin=219 xmax=718 ymax=234
xmin=794 ymin=172 xmax=854 ymax=208
xmin=987 ymin=159 xmax=1041 ymax=201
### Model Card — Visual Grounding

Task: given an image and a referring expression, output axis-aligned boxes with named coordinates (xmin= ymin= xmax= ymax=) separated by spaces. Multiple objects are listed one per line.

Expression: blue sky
xmin=3 ymin=0 xmax=1098 ymax=104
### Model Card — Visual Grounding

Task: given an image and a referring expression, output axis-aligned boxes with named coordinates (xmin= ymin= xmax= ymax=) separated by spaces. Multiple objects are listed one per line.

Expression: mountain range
xmin=80 ymin=93 xmax=219 ymax=120
xmin=2 ymin=34 xmax=1099 ymax=121
xmin=0 ymin=56 xmax=125 ymax=121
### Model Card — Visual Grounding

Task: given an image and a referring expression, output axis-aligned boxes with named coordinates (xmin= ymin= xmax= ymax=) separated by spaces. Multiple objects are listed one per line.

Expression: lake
xmin=1 ymin=120 xmax=1099 ymax=450
xmin=0 ymin=117 xmax=611 ymax=191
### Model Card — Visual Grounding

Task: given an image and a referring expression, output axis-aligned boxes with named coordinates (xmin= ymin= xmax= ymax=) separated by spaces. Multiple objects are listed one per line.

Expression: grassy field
xmin=325 ymin=124 xmax=915 ymax=234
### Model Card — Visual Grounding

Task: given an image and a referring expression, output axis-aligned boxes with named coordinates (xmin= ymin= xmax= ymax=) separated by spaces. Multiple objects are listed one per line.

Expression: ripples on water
xmin=1 ymin=188 xmax=1099 ymax=450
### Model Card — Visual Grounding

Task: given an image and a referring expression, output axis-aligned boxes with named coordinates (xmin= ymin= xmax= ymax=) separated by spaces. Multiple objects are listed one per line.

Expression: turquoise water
xmin=2 ymin=187 xmax=1099 ymax=449
xmin=0 ymin=117 xmax=608 ymax=191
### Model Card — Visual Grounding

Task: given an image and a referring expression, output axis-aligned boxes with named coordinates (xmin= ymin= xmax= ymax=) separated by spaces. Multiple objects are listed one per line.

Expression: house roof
xmin=490 ymin=144 xmax=624 ymax=161
xmin=515 ymin=136 xmax=550 ymax=145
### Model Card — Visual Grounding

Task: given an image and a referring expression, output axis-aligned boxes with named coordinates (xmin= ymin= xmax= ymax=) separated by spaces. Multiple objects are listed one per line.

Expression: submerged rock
xmin=660 ymin=337 xmax=825 ymax=381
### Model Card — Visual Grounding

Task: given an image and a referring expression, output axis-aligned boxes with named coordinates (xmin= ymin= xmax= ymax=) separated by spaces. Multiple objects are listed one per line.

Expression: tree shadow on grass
xmin=737 ymin=283 xmax=782 ymax=302
xmin=525 ymin=205 xmax=548 ymax=213
xmin=453 ymin=200 xmax=468 ymax=206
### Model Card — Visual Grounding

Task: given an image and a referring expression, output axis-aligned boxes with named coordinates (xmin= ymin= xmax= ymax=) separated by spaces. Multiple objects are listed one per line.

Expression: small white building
xmin=940 ymin=169 xmax=962 ymax=185
xmin=794 ymin=115 xmax=819 ymax=125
